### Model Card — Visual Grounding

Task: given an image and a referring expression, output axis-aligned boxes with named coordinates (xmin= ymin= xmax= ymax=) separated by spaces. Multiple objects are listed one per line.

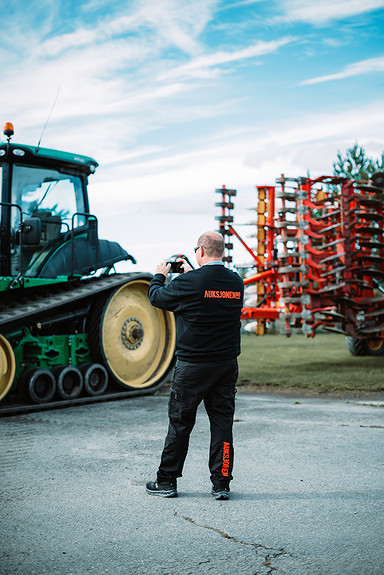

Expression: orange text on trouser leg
xmin=222 ymin=442 xmax=230 ymax=477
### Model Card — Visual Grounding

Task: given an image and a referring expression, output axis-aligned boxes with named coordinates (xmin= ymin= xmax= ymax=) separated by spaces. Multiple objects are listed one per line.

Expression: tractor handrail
xmin=70 ymin=212 xmax=98 ymax=277
xmin=0 ymin=201 xmax=24 ymax=276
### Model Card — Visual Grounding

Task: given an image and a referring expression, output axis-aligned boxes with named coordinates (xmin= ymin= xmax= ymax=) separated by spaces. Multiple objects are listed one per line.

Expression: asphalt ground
xmin=1 ymin=391 xmax=383 ymax=575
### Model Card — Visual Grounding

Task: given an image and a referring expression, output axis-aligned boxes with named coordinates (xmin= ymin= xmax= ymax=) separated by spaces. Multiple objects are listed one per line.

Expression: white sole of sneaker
xmin=145 ymin=488 xmax=178 ymax=498
xmin=211 ymin=488 xmax=230 ymax=500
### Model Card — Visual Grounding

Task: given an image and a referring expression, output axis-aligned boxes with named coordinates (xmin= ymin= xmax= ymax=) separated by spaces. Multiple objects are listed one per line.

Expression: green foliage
xmin=28 ymin=201 xmax=69 ymax=219
xmin=333 ymin=142 xmax=384 ymax=180
xmin=373 ymin=151 xmax=384 ymax=172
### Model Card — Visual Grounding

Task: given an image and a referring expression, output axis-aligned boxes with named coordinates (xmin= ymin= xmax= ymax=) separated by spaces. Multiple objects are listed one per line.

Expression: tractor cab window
xmin=10 ymin=164 xmax=86 ymax=274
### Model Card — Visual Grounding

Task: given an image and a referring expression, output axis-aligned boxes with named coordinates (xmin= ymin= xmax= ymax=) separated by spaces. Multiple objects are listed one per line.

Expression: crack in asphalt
xmin=182 ymin=515 xmax=293 ymax=574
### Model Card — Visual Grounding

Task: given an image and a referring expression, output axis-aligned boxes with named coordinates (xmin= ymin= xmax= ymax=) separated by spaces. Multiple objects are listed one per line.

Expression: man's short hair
xmin=198 ymin=232 xmax=224 ymax=258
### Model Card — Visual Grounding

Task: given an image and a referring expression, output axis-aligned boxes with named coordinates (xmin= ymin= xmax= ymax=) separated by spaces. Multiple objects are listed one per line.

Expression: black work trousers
xmin=157 ymin=358 xmax=238 ymax=486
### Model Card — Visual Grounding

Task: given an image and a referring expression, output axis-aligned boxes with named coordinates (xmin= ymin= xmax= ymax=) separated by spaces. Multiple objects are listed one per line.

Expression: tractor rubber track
xmin=0 ymin=272 xmax=151 ymax=333
xmin=0 ymin=272 xmax=173 ymax=416
xmin=0 ymin=385 xmax=169 ymax=418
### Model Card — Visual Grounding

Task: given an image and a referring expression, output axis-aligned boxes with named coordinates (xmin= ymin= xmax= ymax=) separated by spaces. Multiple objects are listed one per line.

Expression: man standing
xmin=146 ymin=231 xmax=244 ymax=500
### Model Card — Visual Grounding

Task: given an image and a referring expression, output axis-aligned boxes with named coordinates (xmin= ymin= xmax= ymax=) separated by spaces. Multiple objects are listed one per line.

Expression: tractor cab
xmin=9 ymin=162 xmax=87 ymax=274
xmin=0 ymin=123 xmax=132 ymax=284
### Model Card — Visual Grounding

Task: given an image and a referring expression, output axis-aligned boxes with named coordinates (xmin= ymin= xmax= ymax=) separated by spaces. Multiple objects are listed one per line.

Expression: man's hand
xmin=155 ymin=261 xmax=171 ymax=277
xmin=180 ymin=259 xmax=193 ymax=273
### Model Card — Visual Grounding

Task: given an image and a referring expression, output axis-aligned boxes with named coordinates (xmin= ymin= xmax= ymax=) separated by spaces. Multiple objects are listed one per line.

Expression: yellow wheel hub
xmin=0 ymin=334 xmax=16 ymax=401
xmin=367 ymin=338 xmax=384 ymax=353
xmin=121 ymin=317 xmax=145 ymax=349
xmin=100 ymin=280 xmax=176 ymax=389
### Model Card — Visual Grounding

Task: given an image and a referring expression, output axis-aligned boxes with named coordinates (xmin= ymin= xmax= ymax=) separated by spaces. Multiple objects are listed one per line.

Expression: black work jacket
xmin=148 ymin=264 xmax=244 ymax=362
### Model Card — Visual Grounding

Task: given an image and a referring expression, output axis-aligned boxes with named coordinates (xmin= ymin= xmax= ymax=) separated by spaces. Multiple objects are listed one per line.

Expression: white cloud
xmin=277 ymin=0 xmax=384 ymax=24
xmin=302 ymin=56 xmax=384 ymax=84
xmin=43 ymin=28 xmax=101 ymax=56
xmin=91 ymin=96 xmax=384 ymax=210
xmin=0 ymin=1 xmax=57 ymax=66
xmin=90 ymin=96 xmax=384 ymax=270
xmin=159 ymin=37 xmax=296 ymax=80
xmin=63 ymin=98 xmax=384 ymax=268
xmin=220 ymin=0 xmax=266 ymax=8
xmin=135 ymin=0 xmax=218 ymax=55
xmin=0 ymin=0 xmax=228 ymax=154
xmin=40 ymin=0 xmax=219 ymax=58
xmin=262 ymin=99 xmax=384 ymax=151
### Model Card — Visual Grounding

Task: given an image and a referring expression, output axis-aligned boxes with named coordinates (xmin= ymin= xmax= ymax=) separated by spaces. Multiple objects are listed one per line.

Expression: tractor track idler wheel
xmin=53 ymin=365 xmax=83 ymax=400
xmin=19 ymin=368 xmax=56 ymax=404
xmin=80 ymin=363 xmax=109 ymax=396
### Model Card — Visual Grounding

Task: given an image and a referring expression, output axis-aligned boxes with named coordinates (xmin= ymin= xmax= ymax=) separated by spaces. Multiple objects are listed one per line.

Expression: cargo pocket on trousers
xmin=169 ymin=382 xmax=182 ymax=422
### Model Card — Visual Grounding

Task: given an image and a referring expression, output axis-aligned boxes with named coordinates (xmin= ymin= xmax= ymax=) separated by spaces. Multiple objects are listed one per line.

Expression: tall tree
xmin=372 ymin=151 xmax=384 ymax=173
xmin=333 ymin=143 xmax=384 ymax=180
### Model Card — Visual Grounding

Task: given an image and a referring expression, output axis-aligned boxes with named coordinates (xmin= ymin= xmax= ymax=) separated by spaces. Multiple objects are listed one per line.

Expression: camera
xmin=167 ymin=261 xmax=183 ymax=273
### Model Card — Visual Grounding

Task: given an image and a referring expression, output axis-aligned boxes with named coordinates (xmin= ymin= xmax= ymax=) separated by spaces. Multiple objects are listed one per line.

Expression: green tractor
xmin=0 ymin=122 xmax=176 ymax=406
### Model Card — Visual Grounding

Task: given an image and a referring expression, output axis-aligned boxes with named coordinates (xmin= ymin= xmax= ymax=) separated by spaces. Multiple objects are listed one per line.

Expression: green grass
xmin=238 ymin=333 xmax=384 ymax=393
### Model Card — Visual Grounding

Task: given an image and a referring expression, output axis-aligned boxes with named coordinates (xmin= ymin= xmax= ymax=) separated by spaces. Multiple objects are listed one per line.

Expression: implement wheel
xmin=345 ymin=336 xmax=368 ymax=356
xmin=346 ymin=336 xmax=384 ymax=356
xmin=89 ymin=279 xmax=176 ymax=390
xmin=365 ymin=338 xmax=384 ymax=356
xmin=0 ymin=334 xmax=16 ymax=401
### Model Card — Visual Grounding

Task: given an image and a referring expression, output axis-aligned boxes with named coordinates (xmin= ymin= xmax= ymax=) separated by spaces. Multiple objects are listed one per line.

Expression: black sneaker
xmin=145 ymin=480 xmax=178 ymax=498
xmin=211 ymin=485 xmax=230 ymax=500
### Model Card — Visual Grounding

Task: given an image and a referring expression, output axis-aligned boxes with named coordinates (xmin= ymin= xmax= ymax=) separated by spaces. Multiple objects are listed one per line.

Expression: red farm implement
xmin=215 ymin=173 xmax=384 ymax=356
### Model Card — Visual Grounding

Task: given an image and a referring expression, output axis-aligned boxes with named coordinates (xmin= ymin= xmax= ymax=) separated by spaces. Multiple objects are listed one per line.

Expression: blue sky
xmin=1 ymin=0 xmax=384 ymax=271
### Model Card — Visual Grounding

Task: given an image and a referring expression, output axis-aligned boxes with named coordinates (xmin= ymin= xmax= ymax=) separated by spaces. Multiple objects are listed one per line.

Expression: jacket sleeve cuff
xmin=153 ymin=273 xmax=166 ymax=283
